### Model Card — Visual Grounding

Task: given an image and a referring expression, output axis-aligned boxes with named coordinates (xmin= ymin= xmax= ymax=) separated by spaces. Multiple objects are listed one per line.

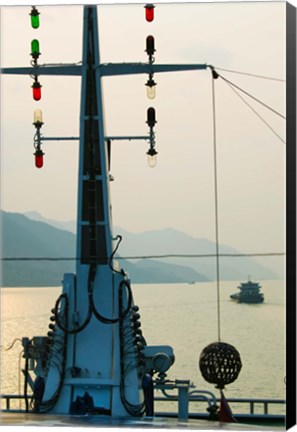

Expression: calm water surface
xmin=1 ymin=281 xmax=285 ymax=405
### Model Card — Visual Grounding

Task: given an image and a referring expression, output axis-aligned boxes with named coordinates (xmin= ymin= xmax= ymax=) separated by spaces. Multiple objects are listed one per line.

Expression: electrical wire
xmin=109 ymin=235 xmax=126 ymax=275
xmin=3 ymin=338 xmax=22 ymax=351
xmin=54 ymin=292 xmax=92 ymax=335
xmin=118 ymin=252 xmax=285 ymax=258
xmin=118 ymin=287 xmax=146 ymax=416
xmin=35 ymin=311 xmax=68 ymax=413
xmin=1 ymin=252 xmax=285 ymax=260
xmin=91 ymin=278 xmax=133 ymax=324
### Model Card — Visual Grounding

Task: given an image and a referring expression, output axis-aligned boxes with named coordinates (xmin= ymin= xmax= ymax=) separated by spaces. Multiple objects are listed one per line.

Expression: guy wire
xmin=211 ymin=69 xmax=221 ymax=343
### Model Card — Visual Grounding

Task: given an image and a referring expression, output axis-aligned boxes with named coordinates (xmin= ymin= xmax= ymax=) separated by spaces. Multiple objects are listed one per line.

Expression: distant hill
xmin=114 ymin=226 xmax=280 ymax=281
xmin=0 ymin=211 xmax=207 ymax=286
xmin=1 ymin=210 xmax=280 ymax=286
xmin=25 ymin=211 xmax=76 ymax=233
xmin=1 ymin=211 xmax=76 ymax=286
xmin=23 ymin=212 xmax=281 ymax=279
xmin=121 ymin=258 xmax=207 ymax=284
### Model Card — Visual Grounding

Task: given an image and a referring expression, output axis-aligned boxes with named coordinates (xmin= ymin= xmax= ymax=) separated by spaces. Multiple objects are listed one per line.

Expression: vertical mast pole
xmin=76 ymin=5 xmax=112 ymax=272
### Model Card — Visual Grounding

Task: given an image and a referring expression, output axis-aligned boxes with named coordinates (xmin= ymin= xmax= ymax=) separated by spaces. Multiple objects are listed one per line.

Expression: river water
xmin=1 ymin=280 xmax=285 ymax=413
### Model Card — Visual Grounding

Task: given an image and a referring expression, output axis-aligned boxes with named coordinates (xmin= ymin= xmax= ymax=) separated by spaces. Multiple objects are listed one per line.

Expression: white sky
xmin=0 ymin=0 xmax=290 ymax=261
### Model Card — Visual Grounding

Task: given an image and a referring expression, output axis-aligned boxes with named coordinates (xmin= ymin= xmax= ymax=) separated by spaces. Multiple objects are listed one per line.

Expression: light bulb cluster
xmin=33 ymin=109 xmax=44 ymax=168
xmin=144 ymin=5 xmax=158 ymax=168
xmin=30 ymin=7 xmax=42 ymax=102
xmin=30 ymin=6 xmax=45 ymax=168
xmin=145 ymin=35 xmax=156 ymax=100
xmin=146 ymin=107 xmax=157 ymax=168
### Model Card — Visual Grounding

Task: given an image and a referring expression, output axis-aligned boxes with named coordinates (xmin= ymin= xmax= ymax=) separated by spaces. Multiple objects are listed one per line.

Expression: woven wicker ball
xmin=199 ymin=342 xmax=242 ymax=389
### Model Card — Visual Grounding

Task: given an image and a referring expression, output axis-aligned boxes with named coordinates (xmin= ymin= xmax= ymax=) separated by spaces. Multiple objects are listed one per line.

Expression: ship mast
xmin=43 ymin=7 xmax=143 ymax=415
xmin=2 ymin=5 xmax=207 ymax=416
xmin=76 ymin=6 xmax=112 ymax=268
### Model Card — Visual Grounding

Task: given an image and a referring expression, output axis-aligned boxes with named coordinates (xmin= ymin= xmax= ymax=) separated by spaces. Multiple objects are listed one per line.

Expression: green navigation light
xmin=30 ymin=7 xmax=40 ymax=29
xmin=31 ymin=39 xmax=41 ymax=60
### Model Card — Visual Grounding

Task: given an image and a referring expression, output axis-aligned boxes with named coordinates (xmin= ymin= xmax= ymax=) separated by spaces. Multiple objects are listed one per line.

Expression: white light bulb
xmin=147 ymin=153 xmax=157 ymax=168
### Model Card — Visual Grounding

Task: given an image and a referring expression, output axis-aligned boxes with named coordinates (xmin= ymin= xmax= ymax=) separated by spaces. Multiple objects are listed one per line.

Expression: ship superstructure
xmin=230 ymin=278 xmax=264 ymax=304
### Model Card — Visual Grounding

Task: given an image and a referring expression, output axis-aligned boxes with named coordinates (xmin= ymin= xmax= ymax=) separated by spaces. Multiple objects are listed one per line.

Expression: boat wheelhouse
xmin=230 ymin=278 xmax=264 ymax=304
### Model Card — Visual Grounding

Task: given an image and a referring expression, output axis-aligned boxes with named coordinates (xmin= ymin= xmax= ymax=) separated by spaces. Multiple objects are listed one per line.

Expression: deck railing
xmin=1 ymin=391 xmax=285 ymax=424
xmin=154 ymin=393 xmax=285 ymax=423
xmin=226 ymin=397 xmax=285 ymax=415
xmin=1 ymin=394 xmax=32 ymax=411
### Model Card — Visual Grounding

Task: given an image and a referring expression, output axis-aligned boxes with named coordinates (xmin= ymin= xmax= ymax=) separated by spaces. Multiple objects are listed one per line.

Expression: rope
xmin=211 ymin=68 xmax=221 ymax=343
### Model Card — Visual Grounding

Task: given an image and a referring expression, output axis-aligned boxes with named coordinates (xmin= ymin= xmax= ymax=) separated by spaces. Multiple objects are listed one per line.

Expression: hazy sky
xmin=0 ymin=1 xmax=288 ymax=264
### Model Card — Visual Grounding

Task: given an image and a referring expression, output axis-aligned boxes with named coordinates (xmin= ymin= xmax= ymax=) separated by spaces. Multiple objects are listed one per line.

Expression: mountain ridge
xmin=1 ymin=210 xmax=280 ymax=286
xmin=1 ymin=211 xmax=207 ymax=286
xmin=25 ymin=211 xmax=76 ymax=233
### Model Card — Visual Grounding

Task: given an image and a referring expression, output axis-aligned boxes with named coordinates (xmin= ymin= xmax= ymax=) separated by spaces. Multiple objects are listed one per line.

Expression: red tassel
xmin=219 ymin=389 xmax=237 ymax=422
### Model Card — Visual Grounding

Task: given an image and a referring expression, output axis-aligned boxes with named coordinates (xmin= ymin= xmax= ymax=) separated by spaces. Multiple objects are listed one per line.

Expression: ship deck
xmin=0 ymin=412 xmax=285 ymax=430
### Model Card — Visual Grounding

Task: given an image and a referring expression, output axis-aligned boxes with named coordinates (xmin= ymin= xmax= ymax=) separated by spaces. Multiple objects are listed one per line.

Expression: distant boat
xmin=230 ymin=277 xmax=264 ymax=304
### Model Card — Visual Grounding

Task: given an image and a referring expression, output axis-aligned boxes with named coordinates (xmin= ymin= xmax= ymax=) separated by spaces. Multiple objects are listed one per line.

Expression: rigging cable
xmin=210 ymin=66 xmax=221 ymax=343
xmin=217 ymin=72 xmax=286 ymax=119
xmin=223 ymin=79 xmax=285 ymax=144
xmin=212 ymin=66 xmax=285 ymax=82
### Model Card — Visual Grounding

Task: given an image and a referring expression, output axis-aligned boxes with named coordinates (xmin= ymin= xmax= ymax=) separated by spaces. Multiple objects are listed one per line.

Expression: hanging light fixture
xmin=32 ymin=79 xmax=42 ymax=101
xmin=33 ymin=110 xmax=44 ymax=168
xmin=33 ymin=109 xmax=43 ymax=128
xmin=145 ymin=35 xmax=155 ymax=57
xmin=146 ymin=107 xmax=156 ymax=128
xmin=146 ymin=107 xmax=157 ymax=167
xmin=30 ymin=6 xmax=40 ymax=29
xmin=145 ymin=36 xmax=157 ymax=99
xmin=34 ymin=148 xmax=44 ymax=168
xmin=31 ymin=39 xmax=41 ymax=61
xmin=144 ymin=4 xmax=155 ymax=22
xmin=145 ymin=77 xmax=156 ymax=99
xmin=146 ymin=147 xmax=157 ymax=168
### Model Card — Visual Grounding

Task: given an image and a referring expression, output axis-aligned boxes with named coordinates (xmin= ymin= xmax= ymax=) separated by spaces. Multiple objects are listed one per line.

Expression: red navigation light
xmin=146 ymin=35 xmax=155 ymax=56
xmin=147 ymin=107 xmax=157 ymax=128
xmin=145 ymin=4 xmax=155 ymax=22
xmin=34 ymin=148 xmax=44 ymax=168
xmin=32 ymin=81 xmax=42 ymax=101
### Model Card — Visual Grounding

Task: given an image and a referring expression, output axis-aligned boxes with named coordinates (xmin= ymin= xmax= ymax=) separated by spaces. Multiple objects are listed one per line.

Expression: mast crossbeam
xmin=1 ymin=63 xmax=207 ymax=77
